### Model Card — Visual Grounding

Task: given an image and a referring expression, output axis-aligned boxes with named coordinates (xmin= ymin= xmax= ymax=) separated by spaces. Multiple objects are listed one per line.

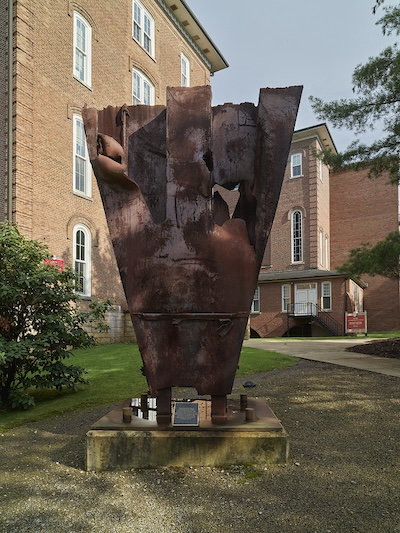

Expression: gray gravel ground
xmin=1 ymin=360 xmax=400 ymax=533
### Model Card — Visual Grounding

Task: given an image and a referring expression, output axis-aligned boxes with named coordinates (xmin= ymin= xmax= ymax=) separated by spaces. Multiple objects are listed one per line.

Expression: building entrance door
xmin=295 ymin=283 xmax=317 ymax=315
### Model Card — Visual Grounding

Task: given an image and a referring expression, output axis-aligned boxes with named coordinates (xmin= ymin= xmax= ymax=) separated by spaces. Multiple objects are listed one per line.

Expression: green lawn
xmin=0 ymin=343 xmax=297 ymax=431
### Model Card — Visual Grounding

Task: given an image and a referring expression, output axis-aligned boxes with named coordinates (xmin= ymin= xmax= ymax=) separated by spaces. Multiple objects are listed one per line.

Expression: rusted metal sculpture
xmin=83 ymin=85 xmax=302 ymax=425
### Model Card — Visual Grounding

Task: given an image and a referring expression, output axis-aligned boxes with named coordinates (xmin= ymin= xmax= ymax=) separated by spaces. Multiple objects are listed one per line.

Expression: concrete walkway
xmin=243 ymin=337 xmax=400 ymax=377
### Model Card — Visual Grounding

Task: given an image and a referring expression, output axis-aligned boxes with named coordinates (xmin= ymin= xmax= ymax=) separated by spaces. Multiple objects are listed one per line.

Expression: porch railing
xmin=287 ymin=303 xmax=344 ymax=336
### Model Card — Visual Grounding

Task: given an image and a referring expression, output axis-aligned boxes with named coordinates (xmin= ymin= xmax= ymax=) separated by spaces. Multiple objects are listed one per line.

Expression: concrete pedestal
xmin=86 ymin=398 xmax=288 ymax=471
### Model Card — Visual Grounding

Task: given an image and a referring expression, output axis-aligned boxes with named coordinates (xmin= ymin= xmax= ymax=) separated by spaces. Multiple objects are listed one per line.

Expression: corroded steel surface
xmin=83 ymin=86 xmax=302 ymax=404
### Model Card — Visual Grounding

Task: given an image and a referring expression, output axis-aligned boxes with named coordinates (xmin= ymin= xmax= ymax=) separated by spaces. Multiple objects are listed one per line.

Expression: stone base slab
xmin=86 ymin=398 xmax=288 ymax=470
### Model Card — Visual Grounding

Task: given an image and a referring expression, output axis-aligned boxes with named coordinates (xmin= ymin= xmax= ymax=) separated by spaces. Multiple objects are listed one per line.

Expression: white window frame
xmin=132 ymin=69 xmax=155 ymax=105
xmin=282 ymin=284 xmax=291 ymax=313
xmin=251 ymin=286 xmax=260 ymax=313
xmin=321 ymin=281 xmax=332 ymax=311
xmin=73 ymin=12 xmax=92 ymax=88
xmin=319 ymin=229 xmax=324 ymax=266
xmin=73 ymin=224 xmax=91 ymax=297
xmin=181 ymin=53 xmax=190 ymax=87
xmin=325 ymin=234 xmax=330 ymax=270
xmin=132 ymin=0 xmax=155 ymax=58
xmin=290 ymin=153 xmax=302 ymax=178
xmin=73 ymin=114 xmax=92 ymax=198
xmin=291 ymin=210 xmax=303 ymax=263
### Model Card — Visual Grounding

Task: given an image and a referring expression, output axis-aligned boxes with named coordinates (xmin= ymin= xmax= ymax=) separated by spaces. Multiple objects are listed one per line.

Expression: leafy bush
xmin=0 ymin=222 xmax=111 ymax=409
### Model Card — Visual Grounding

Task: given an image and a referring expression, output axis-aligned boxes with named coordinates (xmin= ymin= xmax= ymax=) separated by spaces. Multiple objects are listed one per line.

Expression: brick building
xmin=249 ymin=124 xmax=400 ymax=337
xmin=2 ymin=2 xmax=397 ymax=341
xmin=1 ymin=0 xmax=227 ymax=341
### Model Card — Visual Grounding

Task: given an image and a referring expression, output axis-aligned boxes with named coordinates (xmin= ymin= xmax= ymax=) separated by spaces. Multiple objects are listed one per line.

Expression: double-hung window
xmin=132 ymin=69 xmax=155 ymax=105
xmin=73 ymin=224 xmax=91 ymax=297
xmin=181 ymin=53 xmax=190 ymax=87
xmin=282 ymin=284 xmax=291 ymax=312
xmin=73 ymin=115 xmax=92 ymax=198
xmin=291 ymin=210 xmax=303 ymax=263
xmin=290 ymin=153 xmax=302 ymax=178
xmin=133 ymin=0 xmax=155 ymax=57
xmin=73 ymin=12 xmax=92 ymax=87
xmin=321 ymin=281 xmax=332 ymax=311
xmin=251 ymin=287 xmax=260 ymax=313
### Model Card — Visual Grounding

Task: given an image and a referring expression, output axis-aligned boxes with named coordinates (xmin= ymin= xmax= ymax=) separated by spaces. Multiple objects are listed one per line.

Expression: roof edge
xmin=157 ymin=0 xmax=229 ymax=73
xmin=293 ymin=123 xmax=337 ymax=154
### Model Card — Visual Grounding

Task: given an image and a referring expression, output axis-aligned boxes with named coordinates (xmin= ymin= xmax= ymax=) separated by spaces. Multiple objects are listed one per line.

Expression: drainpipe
xmin=7 ymin=0 xmax=13 ymax=221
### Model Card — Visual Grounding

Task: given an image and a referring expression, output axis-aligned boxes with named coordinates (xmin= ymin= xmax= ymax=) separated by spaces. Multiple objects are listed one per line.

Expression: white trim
xmin=251 ymin=286 xmax=260 ymax=313
xmin=73 ymin=12 xmax=92 ymax=88
xmin=290 ymin=153 xmax=303 ymax=178
xmin=295 ymin=283 xmax=317 ymax=315
xmin=281 ymin=284 xmax=291 ymax=312
xmin=321 ymin=281 xmax=332 ymax=311
xmin=132 ymin=68 xmax=155 ymax=105
xmin=319 ymin=229 xmax=324 ymax=266
xmin=73 ymin=114 xmax=92 ymax=198
xmin=181 ymin=53 xmax=190 ymax=87
xmin=133 ymin=0 xmax=155 ymax=58
xmin=325 ymin=234 xmax=330 ymax=270
xmin=73 ymin=224 xmax=91 ymax=297
xmin=291 ymin=209 xmax=303 ymax=263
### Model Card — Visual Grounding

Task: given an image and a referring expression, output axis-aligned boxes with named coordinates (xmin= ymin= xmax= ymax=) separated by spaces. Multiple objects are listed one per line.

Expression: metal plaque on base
xmin=173 ymin=402 xmax=199 ymax=427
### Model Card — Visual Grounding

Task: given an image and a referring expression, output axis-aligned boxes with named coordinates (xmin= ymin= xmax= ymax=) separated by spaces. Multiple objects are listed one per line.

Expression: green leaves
xmin=337 ymin=231 xmax=400 ymax=280
xmin=0 ymin=222 xmax=111 ymax=409
xmin=309 ymin=3 xmax=400 ymax=184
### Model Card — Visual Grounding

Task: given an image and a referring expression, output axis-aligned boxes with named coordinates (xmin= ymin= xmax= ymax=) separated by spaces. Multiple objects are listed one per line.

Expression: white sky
xmin=186 ymin=0 xmax=397 ymax=151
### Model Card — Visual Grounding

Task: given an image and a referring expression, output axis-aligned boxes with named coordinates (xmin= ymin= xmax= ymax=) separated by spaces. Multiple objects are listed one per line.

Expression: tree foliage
xmin=337 ymin=231 xmax=400 ymax=280
xmin=0 ymin=222 xmax=111 ymax=409
xmin=310 ymin=1 xmax=400 ymax=182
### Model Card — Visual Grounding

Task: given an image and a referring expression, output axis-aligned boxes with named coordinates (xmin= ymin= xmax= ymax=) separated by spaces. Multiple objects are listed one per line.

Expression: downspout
xmin=7 ymin=0 xmax=13 ymax=221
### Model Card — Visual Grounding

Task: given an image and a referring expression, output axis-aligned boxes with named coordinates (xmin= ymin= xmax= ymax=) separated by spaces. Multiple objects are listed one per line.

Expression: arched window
xmin=73 ymin=12 xmax=92 ymax=87
xmin=132 ymin=69 xmax=155 ymax=105
xmin=291 ymin=210 xmax=303 ymax=263
xmin=73 ymin=224 xmax=91 ymax=296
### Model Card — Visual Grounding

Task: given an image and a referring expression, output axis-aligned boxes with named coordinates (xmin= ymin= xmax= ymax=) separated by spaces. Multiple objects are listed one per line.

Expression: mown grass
xmin=249 ymin=331 xmax=400 ymax=341
xmin=363 ymin=331 xmax=400 ymax=338
xmin=0 ymin=344 xmax=296 ymax=431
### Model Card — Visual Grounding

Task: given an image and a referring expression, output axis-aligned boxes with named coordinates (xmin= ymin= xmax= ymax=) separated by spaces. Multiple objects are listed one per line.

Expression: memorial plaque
xmin=173 ymin=402 xmax=199 ymax=427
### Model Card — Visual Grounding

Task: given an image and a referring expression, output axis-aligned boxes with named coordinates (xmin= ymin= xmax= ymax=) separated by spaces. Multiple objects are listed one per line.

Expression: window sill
xmin=73 ymin=191 xmax=93 ymax=201
xmin=132 ymin=38 xmax=156 ymax=62
xmin=73 ymin=75 xmax=92 ymax=91
xmin=289 ymin=175 xmax=304 ymax=179
xmin=75 ymin=294 xmax=92 ymax=301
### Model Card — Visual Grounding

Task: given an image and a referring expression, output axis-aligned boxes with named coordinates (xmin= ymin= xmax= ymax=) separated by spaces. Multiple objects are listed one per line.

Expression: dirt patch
xmin=346 ymin=338 xmax=400 ymax=358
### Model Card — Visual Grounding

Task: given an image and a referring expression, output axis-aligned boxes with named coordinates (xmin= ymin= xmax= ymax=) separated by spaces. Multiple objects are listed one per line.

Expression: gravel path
xmin=1 ymin=360 xmax=400 ymax=532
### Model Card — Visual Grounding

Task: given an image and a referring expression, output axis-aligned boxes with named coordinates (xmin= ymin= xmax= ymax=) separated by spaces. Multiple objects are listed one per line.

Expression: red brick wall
xmin=267 ymin=138 xmax=330 ymax=272
xmin=330 ymin=167 xmax=400 ymax=331
xmin=250 ymin=277 xmax=347 ymax=338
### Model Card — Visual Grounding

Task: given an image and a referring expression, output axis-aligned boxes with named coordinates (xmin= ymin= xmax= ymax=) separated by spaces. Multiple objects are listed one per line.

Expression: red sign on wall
xmin=44 ymin=257 xmax=65 ymax=272
xmin=345 ymin=312 xmax=367 ymax=334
